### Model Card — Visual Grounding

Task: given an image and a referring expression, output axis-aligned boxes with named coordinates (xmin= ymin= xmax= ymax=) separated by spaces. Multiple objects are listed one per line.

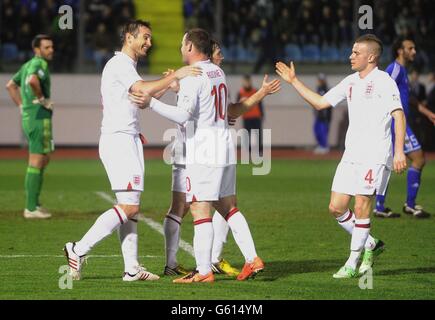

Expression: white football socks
xmin=226 ymin=208 xmax=257 ymax=263
xmin=118 ymin=213 xmax=139 ymax=274
xmin=211 ymin=211 xmax=229 ymax=264
xmin=193 ymin=219 xmax=213 ymax=275
xmin=345 ymin=218 xmax=371 ymax=269
xmin=74 ymin=206 xmax=128 ymax=257
xmin=164 ymin=213 xmax=182 ymax=269
xmin=336 ymin=209 xmax=376 ymax=250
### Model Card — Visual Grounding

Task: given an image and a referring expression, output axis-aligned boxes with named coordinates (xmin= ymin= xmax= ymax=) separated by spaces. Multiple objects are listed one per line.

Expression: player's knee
xmin=328 ymin=203 xmax=342 ymax=216
xmin=169 ymin=201 xmax=187 ymax=218
xmin=413 ymin=155 xmax=426 ymax=170
xmin=119 ymin=205 xmax=139 ymax=218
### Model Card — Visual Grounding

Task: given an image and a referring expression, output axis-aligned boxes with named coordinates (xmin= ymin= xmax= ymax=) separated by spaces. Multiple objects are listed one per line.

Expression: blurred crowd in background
xmin=1 ymin=0 xmax=435 ymax=149
xmin=1 ymin=0 xmax=135 ymax=72
xmin=1 ymin=0 xmax=434 ymax=73
xmin=185 ymin=0 xmax=435 ymax=72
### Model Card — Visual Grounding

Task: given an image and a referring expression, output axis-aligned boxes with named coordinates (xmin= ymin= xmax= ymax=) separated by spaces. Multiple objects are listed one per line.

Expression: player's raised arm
xmin=228 ymin=74 xmax=280 ymax=118
xmin=5 ymin=79 xmax=22 ymax=109
xmin=275 ymin=61 xmax=331 ymax=110
xmin=391 ymin=109 xmax=407 ymax=174
xmin=130 ymin=65 xmax=201 ymax=97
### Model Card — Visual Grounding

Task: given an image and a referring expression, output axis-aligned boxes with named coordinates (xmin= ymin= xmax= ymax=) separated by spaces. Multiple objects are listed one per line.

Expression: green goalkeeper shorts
xmin=22 ymin=118 xmax=54 ymax=154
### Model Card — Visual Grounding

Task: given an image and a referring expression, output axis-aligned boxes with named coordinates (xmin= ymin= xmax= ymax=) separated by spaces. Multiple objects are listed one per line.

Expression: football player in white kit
xmin=161 ymin=39 xmax=279 ymax=278
xmin=276 ymin=34 xmax=407 ymax=278
xmin=63 ymin=20 xmax=201 ymax=281
xmin=136 ymin=29 xmax=280 ymax=283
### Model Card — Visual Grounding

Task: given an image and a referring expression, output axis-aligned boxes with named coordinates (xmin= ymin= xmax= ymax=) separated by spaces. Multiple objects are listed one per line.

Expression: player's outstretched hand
xmin=393 ymin=152 xmax=407 ymax=174
xmin=261 ymin=74 xmax=281 ymax=95
xmin=129 ymin=91 xmax=151 ymax=109
xmin=174 ymin=65 xmax=202 ymax=80
xmin=275 ymin=61 xmax=297 ymax=84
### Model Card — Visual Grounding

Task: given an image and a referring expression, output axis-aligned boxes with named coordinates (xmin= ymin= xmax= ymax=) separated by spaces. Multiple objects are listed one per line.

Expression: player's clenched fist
xmin=393 ymin=152 xmax=407 ymax=174
xmin=275 ymin=61 xmax=297 ymax=84
xmin=174 ymin=65 xmax=202 ymax=80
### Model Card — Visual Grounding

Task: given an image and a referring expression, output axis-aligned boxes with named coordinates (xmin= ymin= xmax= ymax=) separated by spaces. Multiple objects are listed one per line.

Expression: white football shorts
xmin=331 ymin=161 xmax=391 ymax=196
xmin=186 ymin=164 xmax=236 ymax=202
xmin=171 ymin=164 xmax=186 ymax=193
xmin=99 ymin=132 xmax=144 ymax=192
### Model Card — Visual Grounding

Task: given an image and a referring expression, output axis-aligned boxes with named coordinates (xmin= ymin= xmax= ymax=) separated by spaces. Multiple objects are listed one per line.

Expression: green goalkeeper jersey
xmin=12 ymin=56 xmax=52 ymax=120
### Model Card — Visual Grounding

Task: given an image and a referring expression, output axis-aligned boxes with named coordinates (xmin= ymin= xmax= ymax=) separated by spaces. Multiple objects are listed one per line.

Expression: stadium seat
xmin=221 ymin=45 xmax=237 ymax=62
xmin=339 ymin=45 xmax=352 ymax=62
xmin=321 ymin=45 xmax=340 ymax=63
xmin=1 ymin=43 xmax=19 ymax=61
xmin=302 ymin=44 xmax=321 ymax=63
xmin=284 ymin=43 xmax=302 ymax=62
xmin=380 ymin=45 xmax=392 ymax=63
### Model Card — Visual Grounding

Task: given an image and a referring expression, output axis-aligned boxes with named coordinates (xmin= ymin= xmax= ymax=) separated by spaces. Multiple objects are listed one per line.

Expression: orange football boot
xmin=173 ymin=270 xmax=215 ymax=284
xmin=237 ymin=257 xmax=265 ymax=281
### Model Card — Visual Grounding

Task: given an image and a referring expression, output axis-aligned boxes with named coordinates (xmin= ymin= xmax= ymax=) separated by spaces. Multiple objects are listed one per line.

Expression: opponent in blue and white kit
xmin=374 ymin=37 xmax=431 ymax=218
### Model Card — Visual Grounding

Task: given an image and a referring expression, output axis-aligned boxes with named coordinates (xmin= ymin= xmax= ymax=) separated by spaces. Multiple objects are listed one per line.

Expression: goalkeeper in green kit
xmin=6 ymin=35 xmax=54 ymax=219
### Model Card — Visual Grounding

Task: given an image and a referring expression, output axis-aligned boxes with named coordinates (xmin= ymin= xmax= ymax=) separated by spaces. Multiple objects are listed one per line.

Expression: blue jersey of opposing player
xmin=386 ymin=61 xmax=421 ymax=153
xmin=386 ymin=61 xmax=410 ymax=117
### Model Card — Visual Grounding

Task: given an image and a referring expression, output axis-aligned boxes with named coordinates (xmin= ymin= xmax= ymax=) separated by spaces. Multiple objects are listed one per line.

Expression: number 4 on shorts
xmin=365 ymin=169 xmax=374 ymax=184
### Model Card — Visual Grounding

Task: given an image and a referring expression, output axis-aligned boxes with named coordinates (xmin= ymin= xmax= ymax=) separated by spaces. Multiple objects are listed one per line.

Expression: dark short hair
xmin=355 ymin=34 xmax=383 ymax=58
xmin=210 ymin=38 xmax=220 ymax=53
xmin=32 ymin=34 xmax=53 ymax=49
xmin=120 ymin=20 xmax=152 ymax=44
xmin=185 ymin=28 xmax=212 ymax=57
xmin=392 ymin=36 xmax=415 ymax=58
xmin=242 ymin=74 xmax=251 ymax=81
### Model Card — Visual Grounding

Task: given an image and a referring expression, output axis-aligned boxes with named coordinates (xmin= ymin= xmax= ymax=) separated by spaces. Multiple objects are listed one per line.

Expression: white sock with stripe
xmin=118 ymin=213 xmax=139 ymax=274
xmin=164 ymin=213 xmax=182 ymax=269
xmin=211 ymin=211 xmax=229 ymax=264
xmin=226 ymin=208 xmax=257 ymax=263
xmin=345 ymin=218 xmax=371 ymax=269
xmin=336 ymin=210 xmax=377 ymax=250
xmin=74 ymin=206 xmax=128 ymax=256
xmin=193 ymin=218 xmax=213 ymax=275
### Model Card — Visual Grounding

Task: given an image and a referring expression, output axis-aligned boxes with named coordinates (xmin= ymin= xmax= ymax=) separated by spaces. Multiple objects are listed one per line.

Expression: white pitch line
xmin=95 ymin=191 xmax=195 ymax=257
xmin=0 ymin=255 xmax=159 ymax=259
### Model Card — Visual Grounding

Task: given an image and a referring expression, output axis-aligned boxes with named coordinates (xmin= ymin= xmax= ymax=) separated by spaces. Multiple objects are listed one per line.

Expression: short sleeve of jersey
xmin=116 ymin=60 xmax=142 ymax=91
xmin=386 ymin=63 xmax=402 ymax=84
xmin=323 ymin=78 xmax=348 ymax=107
xmin=382 ymin=77 xmax=403 ymax=114
xmin=28 ymin=59 xmax=48 ymax=80
xmin=177 ymin=76 xmax=201 ymax=114
xmin=12 ymin=67 xmax=23 ymax=86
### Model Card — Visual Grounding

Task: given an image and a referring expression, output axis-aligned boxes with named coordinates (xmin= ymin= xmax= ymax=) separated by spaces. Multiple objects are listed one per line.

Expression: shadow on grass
xmin=249 ymin=258 xmax=343 ymax=281
xmin=375 ymin=266 xmax=435 ymax=276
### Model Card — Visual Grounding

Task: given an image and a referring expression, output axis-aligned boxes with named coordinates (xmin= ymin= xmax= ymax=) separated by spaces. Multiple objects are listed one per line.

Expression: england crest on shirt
xmin=365 ymin=81 xmax=374 ymax=99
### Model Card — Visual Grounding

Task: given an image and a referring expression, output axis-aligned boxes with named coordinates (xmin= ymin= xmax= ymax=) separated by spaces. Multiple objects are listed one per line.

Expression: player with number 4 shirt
xmin=276 ymin=34 xmax=407 ymax=279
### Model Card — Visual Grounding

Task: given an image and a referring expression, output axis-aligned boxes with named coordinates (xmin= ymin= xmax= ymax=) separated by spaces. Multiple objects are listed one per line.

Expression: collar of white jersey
xmin=114 ymin=51 xmax=137 ymax=67
xmin=193 ymin=59 xmax=211 ymax=66
xmin=357 ymin=66 xmax=379 ymax=81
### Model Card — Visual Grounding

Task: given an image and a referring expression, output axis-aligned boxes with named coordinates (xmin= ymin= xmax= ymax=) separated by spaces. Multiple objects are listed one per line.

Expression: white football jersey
xmin=177 ymin=60 xmax=235 ymax=167
xmin=324 ymin=67 xmax=402 ymax=168
xmin=100 ymin=51 xmax=142 ymax=135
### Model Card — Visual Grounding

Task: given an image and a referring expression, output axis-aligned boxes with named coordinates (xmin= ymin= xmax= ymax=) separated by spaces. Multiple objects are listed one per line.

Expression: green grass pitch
xmin=0 ymin=158 xmax=434 ymax=299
